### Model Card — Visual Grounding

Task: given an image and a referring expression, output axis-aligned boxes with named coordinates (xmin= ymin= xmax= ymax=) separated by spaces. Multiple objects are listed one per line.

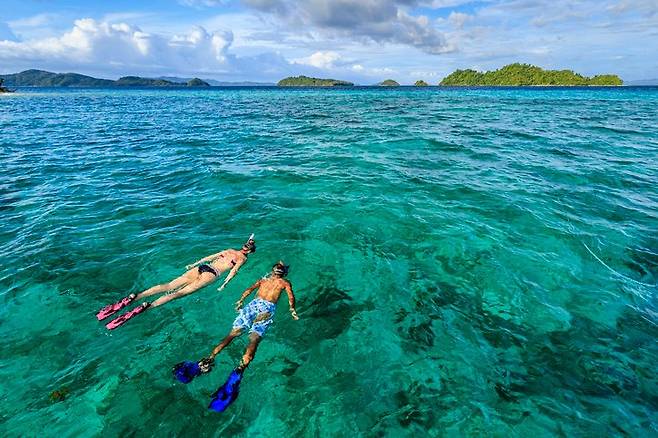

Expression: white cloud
xmin=448 ymin=12 xmax=472 ymax=29
xmin=0 ymin=18 xmax=234 ymax=75
xmin=8 ymin=13 xmax=59 ymax=29
xmin=241 ymin=0 xmax=451 ymax=54
xmin=293 ymin=50 xmax=341 ymax=68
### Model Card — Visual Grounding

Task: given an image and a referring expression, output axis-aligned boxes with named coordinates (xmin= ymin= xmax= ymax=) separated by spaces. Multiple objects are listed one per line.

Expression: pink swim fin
xmin=96 ymin=294 xmax=136 ymax=321
xmin=106 ymin=302 xmax=150 ymax=330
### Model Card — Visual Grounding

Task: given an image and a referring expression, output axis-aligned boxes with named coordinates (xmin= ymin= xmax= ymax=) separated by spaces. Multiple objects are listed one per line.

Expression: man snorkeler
xmin=203 ymin=260 xmax=298 ymax=372
xmin=172 ymin=261 xmax=299 ymax=411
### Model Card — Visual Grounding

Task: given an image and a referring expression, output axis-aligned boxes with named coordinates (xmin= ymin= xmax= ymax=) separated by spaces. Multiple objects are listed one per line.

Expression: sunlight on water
xmin=0 ymin=87 xmax=656 ymax=436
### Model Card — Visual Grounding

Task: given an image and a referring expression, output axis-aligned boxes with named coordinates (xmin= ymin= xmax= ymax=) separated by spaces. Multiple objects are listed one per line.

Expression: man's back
xmin=256 ymin=277 xmax=290 ymax=303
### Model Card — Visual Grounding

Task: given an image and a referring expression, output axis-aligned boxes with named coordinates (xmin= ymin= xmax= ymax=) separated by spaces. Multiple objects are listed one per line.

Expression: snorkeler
xmin=96 ymin=234 xmax=256 ymax=330
xmin=172 ymin=261 xmax=298 ymax=412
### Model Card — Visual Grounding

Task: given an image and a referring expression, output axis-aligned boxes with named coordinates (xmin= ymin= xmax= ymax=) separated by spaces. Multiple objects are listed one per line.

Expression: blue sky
xmin=1 ymin=0 xmax=657 ymax=83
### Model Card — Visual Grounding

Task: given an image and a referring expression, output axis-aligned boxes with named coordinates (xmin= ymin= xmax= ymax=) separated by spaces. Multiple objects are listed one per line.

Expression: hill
xmin=0 ymin=70 xmax=214 ymax=87
xmin=439 ymin=63 xmax=623 ymax=86
xmin=114 ymin=76 xmax=179 ymax=86
xmin=414 ymin=80 xmax=429 ymax=86
xmin=379 ymin=79 xmax=400 ymax=86
xmin=0 ymin=69 xmax=113 ymax=87
xmin=159 ymin=76 xmax=273 ymax=86
xmin=277 ymin=75 xmax=354 ymax=87
xmin=186 ymin=78 xmax=210 ymax=87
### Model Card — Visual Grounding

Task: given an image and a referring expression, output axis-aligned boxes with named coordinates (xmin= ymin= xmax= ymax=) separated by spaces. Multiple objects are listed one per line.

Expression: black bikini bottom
xmin=198 ymin=264 xmax=218 ymax=276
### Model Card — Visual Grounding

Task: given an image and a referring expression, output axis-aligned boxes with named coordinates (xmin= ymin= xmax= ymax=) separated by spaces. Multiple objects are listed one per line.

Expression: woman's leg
xmin=135 ymin=268 xmax=199 ymax=300
xmin=149 ymin=273 xmax=216 ymax=308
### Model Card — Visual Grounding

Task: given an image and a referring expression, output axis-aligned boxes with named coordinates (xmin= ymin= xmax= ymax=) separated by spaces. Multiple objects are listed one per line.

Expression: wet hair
xmin=272 ymin=262 xmax=289 ymax=277
xmin=242 ymin=239 xmax=256 ymax=253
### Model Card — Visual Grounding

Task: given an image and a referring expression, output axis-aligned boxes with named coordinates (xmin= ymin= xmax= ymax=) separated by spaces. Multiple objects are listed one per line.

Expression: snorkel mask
xmin=242 ymin=234 xmax=256 ymax=253
xmin=272 ymin=262 xmax=289 ymax=277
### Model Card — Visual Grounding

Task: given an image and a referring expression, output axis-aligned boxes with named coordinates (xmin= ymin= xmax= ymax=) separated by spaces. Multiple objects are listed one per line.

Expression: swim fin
xmin=173 ymin=361 xmax=202 ymax=384
xmin=172 ymin=358 xmax=214 ymax=383
xmin=105 ymin=302 xmax=149 ymax=330
xmin=96 ymin=294 xmax=136 ymax=320
xmin=208 ymin=368 xmax=243 ymax=412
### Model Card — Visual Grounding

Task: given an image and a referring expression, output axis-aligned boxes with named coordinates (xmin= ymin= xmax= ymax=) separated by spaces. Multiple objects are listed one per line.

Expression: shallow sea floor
xmin=0 ymin=87 xmax=657 ymax=437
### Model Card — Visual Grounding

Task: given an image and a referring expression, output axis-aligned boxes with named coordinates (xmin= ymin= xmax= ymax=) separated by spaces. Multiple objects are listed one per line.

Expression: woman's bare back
xmin=210 ymin=249 xmax=247 ymax=273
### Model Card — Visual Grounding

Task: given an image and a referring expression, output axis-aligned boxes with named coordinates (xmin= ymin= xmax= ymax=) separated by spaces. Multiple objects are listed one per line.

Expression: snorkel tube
xmin=242 ymin=233 xmax=256 ymax=253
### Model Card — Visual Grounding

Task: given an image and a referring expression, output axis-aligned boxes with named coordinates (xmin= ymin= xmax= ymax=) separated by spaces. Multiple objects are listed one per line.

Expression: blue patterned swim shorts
xmin=232 ymin=298 xmax=276 ymax=337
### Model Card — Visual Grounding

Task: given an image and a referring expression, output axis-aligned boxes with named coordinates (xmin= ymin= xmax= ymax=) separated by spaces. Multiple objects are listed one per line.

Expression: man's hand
xmin=235 ymin=300 xmax=244 ymax=311
xmin=217 ymin=284 xmax=226 ymax=291
xmin=290 ymin=309 xmax=299 ymax=320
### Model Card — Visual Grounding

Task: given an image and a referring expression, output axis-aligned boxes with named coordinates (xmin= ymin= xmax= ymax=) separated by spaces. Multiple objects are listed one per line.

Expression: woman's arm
xmin=217 ymin=259 xmax=245 ymax=290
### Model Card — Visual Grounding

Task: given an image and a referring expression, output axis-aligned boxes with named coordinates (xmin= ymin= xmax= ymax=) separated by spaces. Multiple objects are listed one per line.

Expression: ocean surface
xmin=0 ymin=86 xmax=656 ymax=437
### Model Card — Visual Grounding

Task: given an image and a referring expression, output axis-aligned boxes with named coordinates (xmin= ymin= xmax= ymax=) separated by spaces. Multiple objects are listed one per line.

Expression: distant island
xmin=379 ymin=79 xmax=400 ymax=86
xmin=277 ymin=75 xmax=354 ymax=87
xmin=439 ymin=63 xmax=623 ymax=86
xmin=0 ymin=70 xmax=211 ymax=87
xmin=158 ymin=76 xmax=273 ymax=86
xmin=0 ymin=78 xmax=12 ymax=93
xmin=414 ymin=80 xmax=429 ymax=87
xmin=625 ymin=79 xmax=658 ymax=86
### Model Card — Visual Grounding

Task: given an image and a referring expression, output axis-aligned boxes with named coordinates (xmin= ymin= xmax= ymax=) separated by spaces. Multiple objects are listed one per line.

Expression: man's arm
xmin=234 ymin=279 xmax=261 ymax=310
xmin=285 ymin=281 xmax=299 ymax=320
xmin=217 ymin=259 xmax=245 ymax=290
xmin=186 ymin=251 xmax=225 ymax=270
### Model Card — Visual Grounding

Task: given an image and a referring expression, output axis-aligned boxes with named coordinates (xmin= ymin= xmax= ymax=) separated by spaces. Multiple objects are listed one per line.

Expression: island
xmin=0 ymin=78 xmax=12 ymax=93
xmin=186 ymin=78 xmax=210 ymax=87
xmin=379 ymin=79 xmax=400 ymax=86
xmin=0 ymin=70 xmax=214 ymax=87
xmin=439 ymin=63 xmax=623 ymax=86
xmin=277 ymin=75 xmax=354 ymax=87
xmin=414 ymin=80 xmax=429 ymax=87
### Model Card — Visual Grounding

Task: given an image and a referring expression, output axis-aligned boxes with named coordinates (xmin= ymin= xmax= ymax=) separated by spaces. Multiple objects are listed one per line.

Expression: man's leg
xmin=238 ymin=332 xmax=263 ymax=371
xmin=210 ymin=328 xmax=242 ymax=359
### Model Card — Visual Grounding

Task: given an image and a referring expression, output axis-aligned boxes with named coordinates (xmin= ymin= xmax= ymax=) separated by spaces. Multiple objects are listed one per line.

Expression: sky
xmin=0 ymin=0 xmax=657 ymax=84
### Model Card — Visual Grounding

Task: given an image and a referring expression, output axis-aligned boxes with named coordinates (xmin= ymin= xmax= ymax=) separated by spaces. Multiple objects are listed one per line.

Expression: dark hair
xmin=243 ymin=240 xmax=256 ymax=253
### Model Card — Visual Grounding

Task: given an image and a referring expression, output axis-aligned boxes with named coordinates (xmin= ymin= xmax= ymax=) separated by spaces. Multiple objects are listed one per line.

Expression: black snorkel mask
xmin=242 ymin=233 xmax=256 ymax=253
xmin=272 ymin=263 xmax=289 ymax=277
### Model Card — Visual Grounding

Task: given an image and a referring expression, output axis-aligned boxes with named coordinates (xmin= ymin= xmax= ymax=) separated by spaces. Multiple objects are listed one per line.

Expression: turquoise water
xmin=1 ymin=87 xmax=657 ymax=436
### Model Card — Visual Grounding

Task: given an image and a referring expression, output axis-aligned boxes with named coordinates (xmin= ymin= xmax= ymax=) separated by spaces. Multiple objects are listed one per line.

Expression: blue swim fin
xmin=208 ymin=368 xmax=244 ymax=412
xmin=172 ymin=361 xmax=202 ymax=384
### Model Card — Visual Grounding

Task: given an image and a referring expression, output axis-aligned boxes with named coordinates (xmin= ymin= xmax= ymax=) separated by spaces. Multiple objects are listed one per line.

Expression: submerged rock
xmin=49 ymin=387 xmax=70 ymax=403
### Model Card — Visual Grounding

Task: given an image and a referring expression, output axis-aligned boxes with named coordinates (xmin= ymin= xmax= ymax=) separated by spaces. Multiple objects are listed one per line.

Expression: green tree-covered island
xmin=414 ymin=80 xmax=429 ymax=86
xmin=277 ymin=75 xmax=354 ymax=87
xmin=440 ymin=63 xmax=622 ymax=86
xmin=379 ymin=79 xmax=400 ymax=86
xmin=0 ymin=70 xmax=210 ymax=87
